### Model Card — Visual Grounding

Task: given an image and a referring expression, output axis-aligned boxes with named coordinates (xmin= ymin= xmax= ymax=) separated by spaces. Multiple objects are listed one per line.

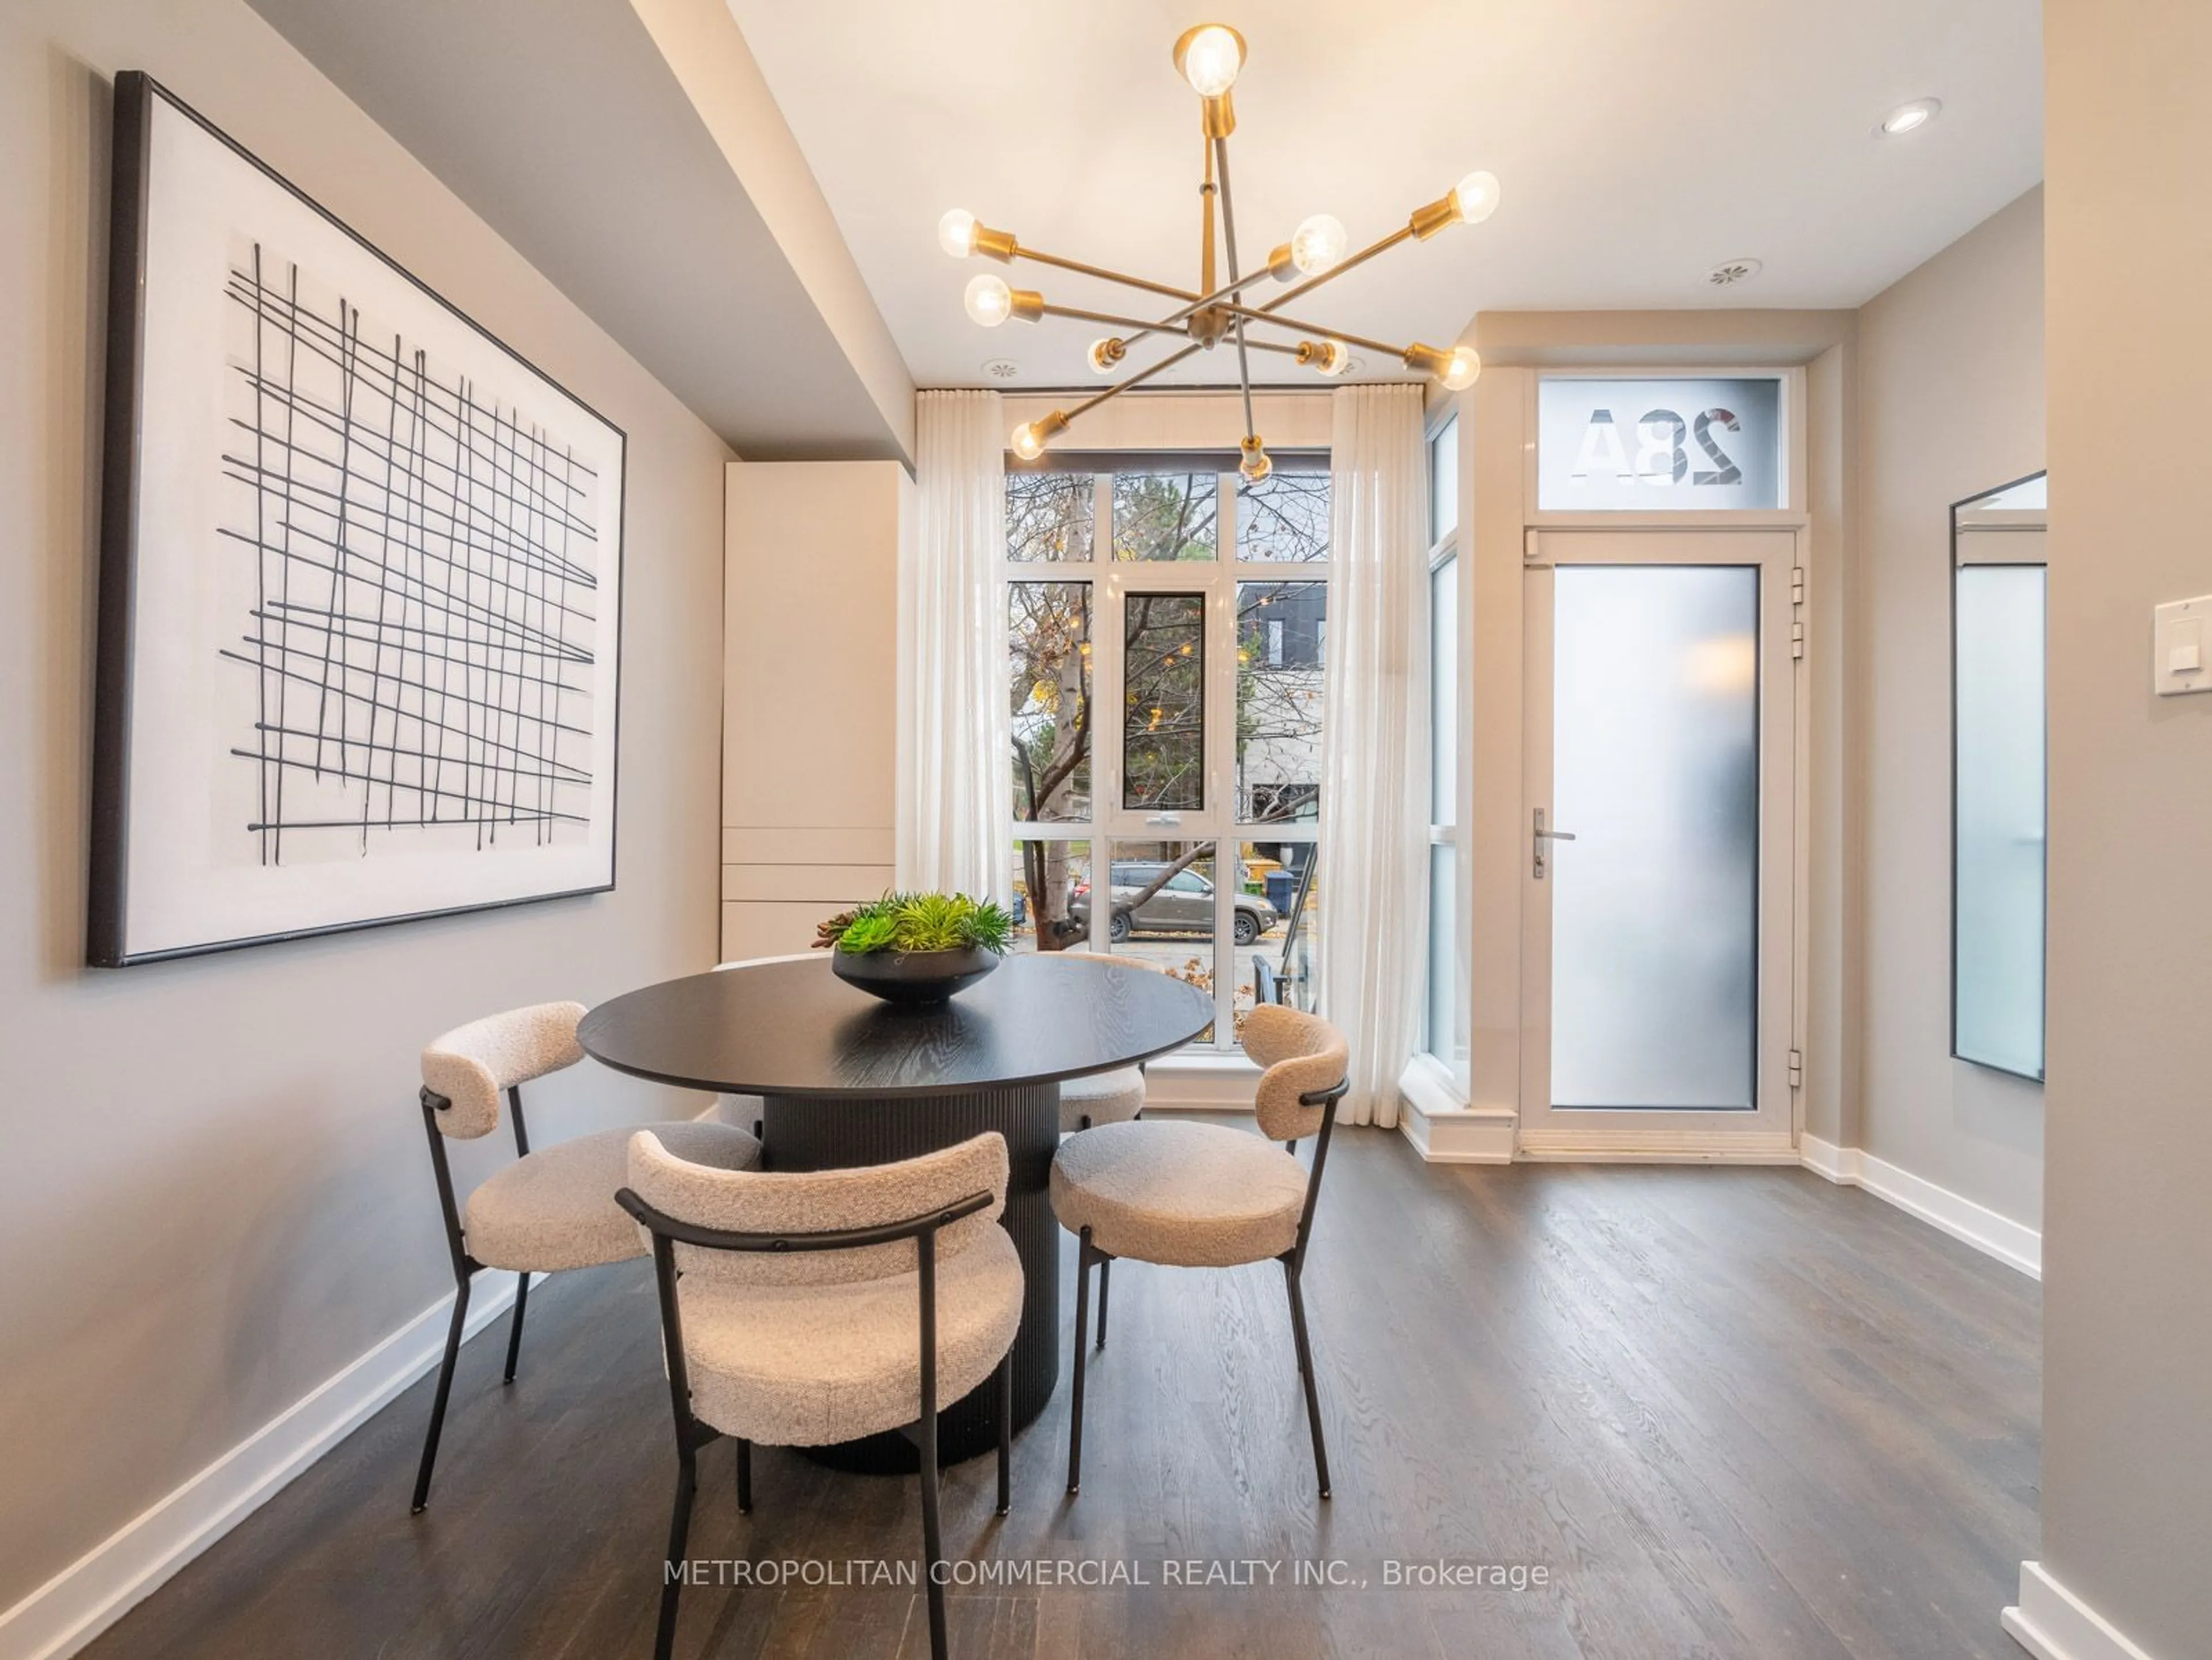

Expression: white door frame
xmin=1516 ymin=527 xmax=1800 ymax=1159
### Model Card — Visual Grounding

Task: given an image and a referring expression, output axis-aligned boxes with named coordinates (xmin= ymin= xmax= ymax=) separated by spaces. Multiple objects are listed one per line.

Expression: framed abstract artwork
xmin=90 ymin=74 xmax=626 ymax=966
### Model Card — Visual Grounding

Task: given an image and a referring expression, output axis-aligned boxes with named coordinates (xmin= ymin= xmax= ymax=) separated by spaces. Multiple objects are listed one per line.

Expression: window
xmin=1005 ymin=457 xmax=1330 ymax=1053
xmin=1536 ymin=376 xmax=1784 ymax=511
xmin=1425 ymin=416 xmax=1467 ymax=1082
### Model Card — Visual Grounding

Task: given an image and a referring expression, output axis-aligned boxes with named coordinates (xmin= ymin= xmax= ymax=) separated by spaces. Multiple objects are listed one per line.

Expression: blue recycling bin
xmin=1264 ymin=870 xmax=1296 ymax=912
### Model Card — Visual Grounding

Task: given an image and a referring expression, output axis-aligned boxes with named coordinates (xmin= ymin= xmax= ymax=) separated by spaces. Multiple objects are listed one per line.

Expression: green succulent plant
xmin=815 ymin=892 xmax=1014 ymax=957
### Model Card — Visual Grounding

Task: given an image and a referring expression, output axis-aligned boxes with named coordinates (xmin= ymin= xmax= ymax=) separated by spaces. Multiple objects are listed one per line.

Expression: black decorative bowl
xmin=830 ymin=945 xmax=1001 ymax=1006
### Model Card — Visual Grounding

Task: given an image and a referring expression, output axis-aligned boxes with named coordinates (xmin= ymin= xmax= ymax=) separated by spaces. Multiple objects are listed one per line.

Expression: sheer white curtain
xmin=1317 ymin=384 xmax=1430 ymax=1128
xmin=896 ymin=390 xmax=1010 ymax=903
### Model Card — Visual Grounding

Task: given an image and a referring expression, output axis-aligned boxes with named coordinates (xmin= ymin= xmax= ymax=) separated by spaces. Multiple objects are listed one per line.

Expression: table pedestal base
xmin=760 ymin=1082 xmax=1060 ymax=1472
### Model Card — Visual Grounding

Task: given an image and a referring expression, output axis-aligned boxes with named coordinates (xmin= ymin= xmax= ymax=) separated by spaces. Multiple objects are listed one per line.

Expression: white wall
xmin=721 ymin=461 xmax=904 ymax=958
xmin=2031 ymin=2 xmax=2212 ymax=1652
xmin=0 ymin=0 xmax=729 ymax=1629
xmin=1854 ymin=188 xmax=2045 ymax=1235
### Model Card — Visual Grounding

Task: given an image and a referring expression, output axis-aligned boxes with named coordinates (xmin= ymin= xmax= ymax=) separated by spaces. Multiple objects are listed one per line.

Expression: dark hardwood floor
xmin=83 ymin=1121 xmax=2040 ymax=1660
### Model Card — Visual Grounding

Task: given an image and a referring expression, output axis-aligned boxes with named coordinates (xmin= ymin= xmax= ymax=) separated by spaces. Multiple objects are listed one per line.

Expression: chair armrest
xmin=1300 ymin=1079 xmax=1350 ymax=1109
xmin=613 ymin=1187 xmax=995 ymax=1255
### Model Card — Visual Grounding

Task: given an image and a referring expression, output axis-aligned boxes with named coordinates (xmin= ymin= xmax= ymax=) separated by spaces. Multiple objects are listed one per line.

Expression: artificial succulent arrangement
xmin=814 ymin=892 xmax=1014 ymax=957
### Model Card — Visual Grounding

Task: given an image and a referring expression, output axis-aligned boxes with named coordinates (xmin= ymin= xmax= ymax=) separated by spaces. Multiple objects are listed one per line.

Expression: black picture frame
xmin=89 ymin=73 xmax=627 ymax=967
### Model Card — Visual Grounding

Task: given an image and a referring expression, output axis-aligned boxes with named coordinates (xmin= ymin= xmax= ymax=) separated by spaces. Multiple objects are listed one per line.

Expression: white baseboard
xmin=1516 ymin=1128 xmax=1801 ymax=1163
xmin=1800 ymin=1135 xmax=2041 ymax=1279
xmin=1141 ymin=1054 xmax=1259 ymax=1111
xmin=0 ymin=1271 xmax=518 ymax=1660
xmin=2003 ymin=1562 xmax=2161 ymax=1660
xmin=1392 ymin=1056 xmax=1514 ymax=1163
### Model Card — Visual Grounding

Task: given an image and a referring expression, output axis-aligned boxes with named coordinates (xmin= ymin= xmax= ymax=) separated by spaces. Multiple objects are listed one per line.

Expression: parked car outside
xmin=1067 ymin=861 xmax=1279 ymax=946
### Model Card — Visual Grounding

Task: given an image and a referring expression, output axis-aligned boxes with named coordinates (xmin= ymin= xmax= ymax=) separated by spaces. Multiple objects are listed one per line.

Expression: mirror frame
xmin=1949 ymin=470 xmax=2048 ymax=1082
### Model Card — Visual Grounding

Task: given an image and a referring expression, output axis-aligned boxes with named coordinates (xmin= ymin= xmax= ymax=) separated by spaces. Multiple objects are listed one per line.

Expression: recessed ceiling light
xmin=1708 ymin=257 xmax=1763 ymax=288
xmin=982 ymin=358 xmax=1021 ymax=380
xmin=1878 ymin=98 xmax=1942 ymax=138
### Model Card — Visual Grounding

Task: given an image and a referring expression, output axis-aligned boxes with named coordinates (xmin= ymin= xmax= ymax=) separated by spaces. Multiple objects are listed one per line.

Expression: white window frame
xmin=1419 ymin=411 xmax=1470 ymax=1094
xmin=1003 ymin=462 xmax=1330 ymax=1055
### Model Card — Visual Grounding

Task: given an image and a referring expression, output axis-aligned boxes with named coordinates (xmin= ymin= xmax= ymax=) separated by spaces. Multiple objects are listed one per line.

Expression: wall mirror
xmin=1952 ymin=472 xmax=2047 ymax=1080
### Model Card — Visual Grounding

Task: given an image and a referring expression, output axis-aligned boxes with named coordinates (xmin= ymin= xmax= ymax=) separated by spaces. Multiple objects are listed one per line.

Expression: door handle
xmin=1533 ymin=808 xmax=1576 ymax=878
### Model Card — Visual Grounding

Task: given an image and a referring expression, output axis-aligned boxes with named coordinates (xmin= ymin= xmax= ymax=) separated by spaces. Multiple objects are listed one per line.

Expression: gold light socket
xmin=1297 ymin=339 xmax=1349 ymax=376
xmin=1267 ymin=241 xmax=1298 ymax=282
xmin=1036 ymin=410 xmax=1071 ymax=444
xmin=1408 ymin=194 xmax=1459 ymax=241
xmin=1200 ymin=92 xmax=1236 ymax=139
xmin=1009 ymin=289 xmax=1046 ymax=323
xmin=1402 ymin=342 xmax=1452 ymax=378
xmin=973 ymin=223 xmax=1018 ymax=262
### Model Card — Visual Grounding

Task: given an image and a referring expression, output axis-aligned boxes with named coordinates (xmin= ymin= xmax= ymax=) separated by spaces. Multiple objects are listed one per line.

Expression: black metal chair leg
xmin=916 ymin=1240 xmax=949 ymax=1660
xmin=1282 ymin=1257 xmax=1332 ymax=1500
xmin=410 ymin=1276 xmax=471 ymax=1513
xmin=995 ymin=1350 xmax=1013 ymax=1515
xmin=654 ymin=1451 xmax=698 ymax=1660
xmin=918 ymin=1413 xmax=947 ymax=1660
xmin=502 ymin=1272 xmax=529 ymax=1385
xmin=1095 ymin=1255 xmax=1112 ymax=1350
xmin=736 ymin=1438 xmax=752 ymax=1514
xmin=1067 ymin=1228 xmax=1093 ymax=1495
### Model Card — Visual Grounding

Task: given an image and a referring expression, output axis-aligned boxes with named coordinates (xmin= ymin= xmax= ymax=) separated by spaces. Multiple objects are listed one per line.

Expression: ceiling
xmin=726 ymin=0 xmax=2044 ymax=389
xmin=248 ymin=0 xmax=914 ymax=461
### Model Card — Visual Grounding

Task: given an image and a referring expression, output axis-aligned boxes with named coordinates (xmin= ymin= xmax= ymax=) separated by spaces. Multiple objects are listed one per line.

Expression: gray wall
xmin=0 ymin=0 xmax=729 ymax=1614
xmin=2041 ymin=1 xmax=2212 ymax=1650
xmin=1853 ymin=188 xmax=2046 ymax=1231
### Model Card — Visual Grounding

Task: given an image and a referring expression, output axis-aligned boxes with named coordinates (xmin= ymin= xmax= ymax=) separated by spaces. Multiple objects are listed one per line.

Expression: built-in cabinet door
xmin=1518 ymin=528 xmax=1798 ymax=1155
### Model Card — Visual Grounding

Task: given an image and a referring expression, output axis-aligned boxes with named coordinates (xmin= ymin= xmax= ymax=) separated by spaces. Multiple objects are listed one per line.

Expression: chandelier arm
xmin=1152 ymin=269 xmax=1281 ymax=331
xmin=1216 ymin=302 xmax=1405 ymax=361
xmin=1037 ymin=302 xmax=1170 ymax=338
xmin=1210 ymin=134 xmax=1258 ymax=441
xmin=1258 ymin=225 xmax=1416 ymax=314
xmin=1014 ymin=247 xmax=1202 ymax=304
xmin=1064 ymin=342 xmax=1206 ymax=424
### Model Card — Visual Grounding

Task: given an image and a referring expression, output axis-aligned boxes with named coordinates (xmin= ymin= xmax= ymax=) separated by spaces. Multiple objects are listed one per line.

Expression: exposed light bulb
xmin=1177 ymin=24 xmax=1244 ymax=97
xmin=1010 ymin=422 xmax=1044 ymax=461
xmin=1088 ymin=337 xmax=1125 ymax=375
xmin=938 ymin=209 xmax=978 ymax=259
xmin=1451 ymin=170 xmax=1501 ymax=226
xmin=1238 ymin=434 xmax=1271 ymax=484
xmin=1442 ymin=346 xmax=1482 ymax=391
xmin=1878 ymin=97 xmax=1941 ymax=137
xmin=964 ymin=273 xmax=1013 ymax=328
xmin=1289 ymin=213 xmax=1348 ymax=276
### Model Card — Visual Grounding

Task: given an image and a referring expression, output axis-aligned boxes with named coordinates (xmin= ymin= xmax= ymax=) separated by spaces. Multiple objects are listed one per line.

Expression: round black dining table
xmin=577 ymin=952 xmax=1213 ymax=1467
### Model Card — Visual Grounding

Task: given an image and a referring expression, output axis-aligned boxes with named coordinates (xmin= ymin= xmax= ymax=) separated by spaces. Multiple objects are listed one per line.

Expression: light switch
xmin=2154 ymin=596 xmax=2212 ymax=696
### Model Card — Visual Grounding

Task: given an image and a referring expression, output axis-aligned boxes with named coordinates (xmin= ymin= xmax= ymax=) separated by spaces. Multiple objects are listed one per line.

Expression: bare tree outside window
xmin=1006 ymin=471 xmax=1095 ymax=563
xmin=1236 ymin=581 xmax=1325 ymax=823
xmin=1123 ymin=592 xmax=1205 ymax=812
xmin=1113 ymin=472 xmax=1217 ymax=562
xmin=1235 ymin=469 xmax=1331 ymax=563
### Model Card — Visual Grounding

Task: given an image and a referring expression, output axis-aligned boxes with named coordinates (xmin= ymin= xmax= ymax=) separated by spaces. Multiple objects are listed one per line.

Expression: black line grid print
xmin=219 ymin=244 xmax=601 ymax=865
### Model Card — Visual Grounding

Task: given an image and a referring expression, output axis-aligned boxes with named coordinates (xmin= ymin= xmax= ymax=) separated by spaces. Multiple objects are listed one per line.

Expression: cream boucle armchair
xmin=411 ymin=1000 xmax=760 ymax=1514
xmin=1050 ymin=1003 xmax=1350 ymax=1500
xmin=618 ymin=1130 xmax=1022 ymax=1660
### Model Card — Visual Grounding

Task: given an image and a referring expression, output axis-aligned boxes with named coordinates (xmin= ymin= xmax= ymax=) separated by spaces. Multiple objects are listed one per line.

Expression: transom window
xmin=1005 ymin=457 xmax=1330 ymax=1052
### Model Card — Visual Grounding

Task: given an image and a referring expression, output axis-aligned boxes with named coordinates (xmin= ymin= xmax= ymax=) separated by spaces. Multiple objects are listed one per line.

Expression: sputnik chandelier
xmin=937 ymin=22 xmax=1498 ymax=480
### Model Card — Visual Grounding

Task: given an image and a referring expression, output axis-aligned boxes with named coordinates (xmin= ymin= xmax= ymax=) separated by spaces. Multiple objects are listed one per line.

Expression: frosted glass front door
xmin=1550 ymin=566 xmax=1759 ymax=1109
